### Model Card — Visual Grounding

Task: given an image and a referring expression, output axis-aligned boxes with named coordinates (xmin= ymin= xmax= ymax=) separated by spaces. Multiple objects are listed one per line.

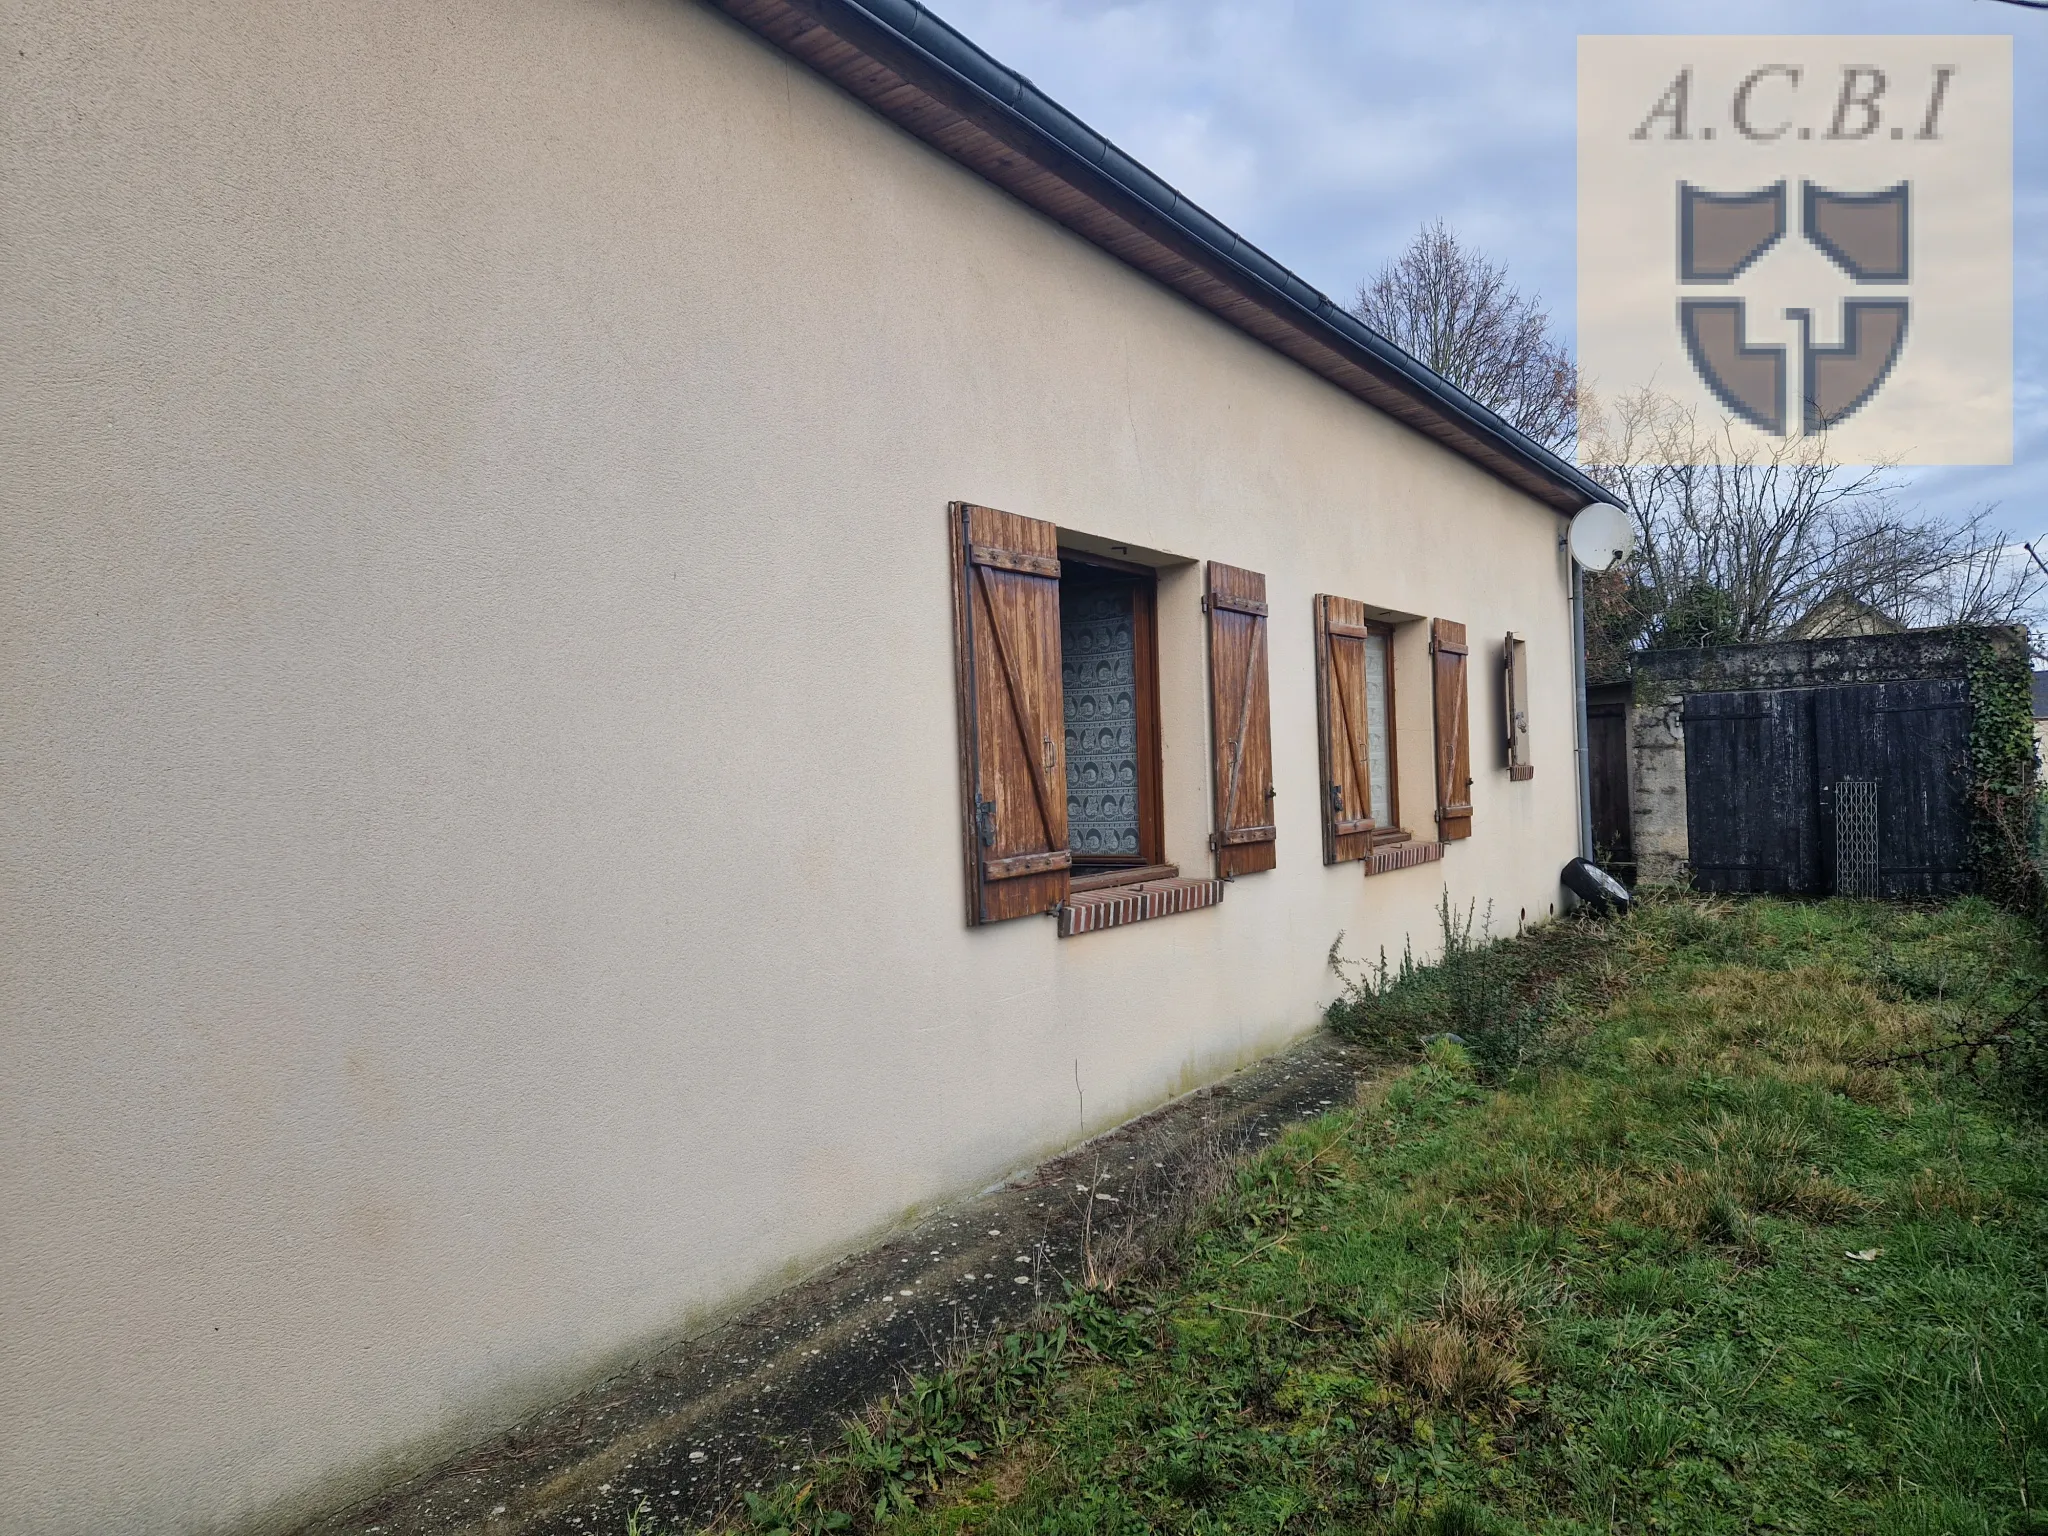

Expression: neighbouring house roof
xmin=1783 ymin=592 xmax=1905 ymax=641
xmin=709 ymin=0 xmax=1614 ymax=516
xmin=2032 ymin=670 xmax=2048 ymax=720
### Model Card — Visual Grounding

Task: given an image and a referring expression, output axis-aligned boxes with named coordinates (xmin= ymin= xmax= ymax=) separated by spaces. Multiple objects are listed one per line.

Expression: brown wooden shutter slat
xmin=1206 ymin=562 xmax=1276 ymax=877
xmin=969 ymin=543 xmax=1062 ymax=579
xmin=1314 ymin=594 xmax=1376 ymax=865
xmin=1432 ymin=617 xmax=1474 ymax=841
xmin=951 ymin=503 xmax=1071 ymax=923
xmin=1209 ymin=592 xmax=1269 ymax=617
xmin=1215 ymin=824 xmax=1278 ymax=846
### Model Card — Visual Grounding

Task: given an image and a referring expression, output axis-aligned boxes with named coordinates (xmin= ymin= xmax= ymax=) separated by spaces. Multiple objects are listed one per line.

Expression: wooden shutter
xmin=1206 ymin=562 xmax=1276 ymax=876
xmin=1314 ymin=595 xmax=1376 ymax=865
xmin=1503 ymin=632 xmax=1534 ymax=781
xmin=950 ymin=503 xmax=1070 ymax=924
xmin=1431 ymin=618 xmax=1474 ymax=841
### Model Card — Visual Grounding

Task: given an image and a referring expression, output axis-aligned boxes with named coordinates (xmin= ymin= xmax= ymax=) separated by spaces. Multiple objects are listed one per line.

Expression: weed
xmin=1076 ymin=1131 xmax=1244 ymax=1295
xmin=1898 ymin=1166 xmax=1991 ymax=1220
xmin=735 ymin=1485 xmax=850 ymax=1536
xmin=1589 ymin=1396 xmax=1684 ymax=1470
xmin=1374 ymin=1318 xmax=1529 ymax=1415
xmin=1328 ymin=891 xmax=1579 ymax=1080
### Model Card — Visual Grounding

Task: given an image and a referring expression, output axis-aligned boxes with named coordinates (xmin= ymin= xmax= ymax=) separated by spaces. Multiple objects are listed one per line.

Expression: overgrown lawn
xmin=695 ymin=896 xmax=2048 ymax=1536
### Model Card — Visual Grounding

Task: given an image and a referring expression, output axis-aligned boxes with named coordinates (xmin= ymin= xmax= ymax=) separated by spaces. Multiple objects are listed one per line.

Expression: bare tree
xmin=1350 ymin=221 xmax=1577 ymax=452
xmin=1864 ymin=518 xmax=2044 ymax=631
xmin=1578 ymin=386 xmax=2043 ymax=654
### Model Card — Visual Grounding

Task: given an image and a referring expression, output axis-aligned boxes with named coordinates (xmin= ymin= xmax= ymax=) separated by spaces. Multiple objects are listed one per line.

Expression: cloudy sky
xmin=933 ymin=0 xmax=2044 ymax=535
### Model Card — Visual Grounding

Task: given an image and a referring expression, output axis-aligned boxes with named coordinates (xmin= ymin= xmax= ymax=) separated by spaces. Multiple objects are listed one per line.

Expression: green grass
xmin=703 ymin=895 xmax=2048 ymax=1536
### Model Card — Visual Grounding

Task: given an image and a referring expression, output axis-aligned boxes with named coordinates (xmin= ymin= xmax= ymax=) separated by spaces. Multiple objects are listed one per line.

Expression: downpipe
xmin=1571 ymin=560 xmax=1593 ymax=864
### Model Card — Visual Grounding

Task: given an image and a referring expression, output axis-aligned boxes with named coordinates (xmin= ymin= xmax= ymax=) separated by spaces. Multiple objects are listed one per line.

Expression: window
xmin=952 ymin=503 xmax=1226 ymax=929
xmin=1318 ymin=599 xmax=1465 ymax=876
xmin=1058 ymin=554 xmax=1165 ymax=884
xmin=1363 ymin=627 xmax=1396 ymax=827
xmin=1314 ymin=596 xmax=1403 ymax=864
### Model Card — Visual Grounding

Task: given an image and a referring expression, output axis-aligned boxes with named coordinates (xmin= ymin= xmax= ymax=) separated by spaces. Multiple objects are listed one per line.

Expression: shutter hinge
xmin=976 ymin=798 xmax=997 ymax=848
xmin=1200 ymin=596 xmax=1210 ymax=614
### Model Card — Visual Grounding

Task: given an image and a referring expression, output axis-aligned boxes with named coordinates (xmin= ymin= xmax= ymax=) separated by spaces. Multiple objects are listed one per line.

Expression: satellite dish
xmin=1568 ymin=503 xmax=1636 ymax=572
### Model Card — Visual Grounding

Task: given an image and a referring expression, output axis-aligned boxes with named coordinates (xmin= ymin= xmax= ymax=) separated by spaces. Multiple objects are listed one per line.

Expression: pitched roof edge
xmin=707 ymin=0 xmax=1614 ymax=515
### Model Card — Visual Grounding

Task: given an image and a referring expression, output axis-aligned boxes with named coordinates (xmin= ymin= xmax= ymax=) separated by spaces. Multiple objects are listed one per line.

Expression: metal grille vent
xmin=1834 ymin=779 xmax=1880 ymax=897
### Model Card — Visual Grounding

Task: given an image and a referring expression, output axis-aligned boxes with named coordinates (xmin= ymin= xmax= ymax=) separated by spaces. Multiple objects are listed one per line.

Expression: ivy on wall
xmin=1961 ymin=627 xmax=2040 ymax=912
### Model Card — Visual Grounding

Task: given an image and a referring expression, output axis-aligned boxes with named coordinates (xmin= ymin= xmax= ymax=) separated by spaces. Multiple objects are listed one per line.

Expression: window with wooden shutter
xmin=1315 ymin=595 xmax=1377 ymax=865
xmin=1206 ymin=562 xmax=1276 ymax=877
xmin=1431 ymin=618 xmax=1474 ymax=841
xmin=951 ymin=503 xmax=1071 ymax=924
xmin=1503 ymin=631 xmax=1534 ymax=781
xmin=1060 ymin=556 xmax=1164 ymax=873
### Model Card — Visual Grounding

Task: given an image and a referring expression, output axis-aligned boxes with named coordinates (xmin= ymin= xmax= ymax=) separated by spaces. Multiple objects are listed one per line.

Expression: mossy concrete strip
xmin=293 ymin=1031 xmax=1392 ymax=1536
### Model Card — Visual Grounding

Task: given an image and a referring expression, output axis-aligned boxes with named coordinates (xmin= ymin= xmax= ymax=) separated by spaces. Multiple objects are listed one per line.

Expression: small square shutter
xmin=950 ymin=503 xmax=1071 ymax=924
xmin=1314 ymin=594 xmax=1375 ymax=865
xmin=1503 ymin=632 xmax=1534 ymax=781
xmin=1206 ymin=562 xmax=1276 ymax=877
xmin=1431 ymin=618 xmax=1474 ymax=841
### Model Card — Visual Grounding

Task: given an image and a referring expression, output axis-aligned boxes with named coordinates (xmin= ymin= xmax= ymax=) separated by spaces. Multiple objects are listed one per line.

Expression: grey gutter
xmin=793 ymin=0 xmax=1616 ymax=513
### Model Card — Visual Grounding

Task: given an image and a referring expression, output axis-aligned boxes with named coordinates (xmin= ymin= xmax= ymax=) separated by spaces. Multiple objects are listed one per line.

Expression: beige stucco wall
xmin=0 ymin=1 xmax=1581 ymax=1529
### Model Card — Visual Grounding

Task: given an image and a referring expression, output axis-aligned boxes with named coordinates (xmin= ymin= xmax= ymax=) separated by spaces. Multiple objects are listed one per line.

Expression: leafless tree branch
xmin=1350 ymin=221 xmax=1578 ymax=452
xmin=1577 ymin=386 xmax=2044 ymax=663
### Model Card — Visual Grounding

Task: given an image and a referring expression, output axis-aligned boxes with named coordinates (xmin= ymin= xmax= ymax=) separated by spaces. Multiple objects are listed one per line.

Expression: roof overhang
xmin=707 ymin=0 xmax=1613 ymax=515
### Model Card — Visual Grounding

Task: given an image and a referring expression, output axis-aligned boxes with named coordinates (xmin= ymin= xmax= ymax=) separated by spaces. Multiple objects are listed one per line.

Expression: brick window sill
xmin=1058 ymin=875 xmax=1225 ymax=937
xmin=1363 ymin=837 xmax=1444 ymax=877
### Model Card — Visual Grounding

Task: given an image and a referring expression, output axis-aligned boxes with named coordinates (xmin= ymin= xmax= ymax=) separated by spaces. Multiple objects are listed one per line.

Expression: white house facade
xmin=1 ymin=1 xmax=1610 ymax=1529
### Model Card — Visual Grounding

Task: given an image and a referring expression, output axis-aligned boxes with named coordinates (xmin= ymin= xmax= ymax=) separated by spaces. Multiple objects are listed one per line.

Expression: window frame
xmin=1362 ymin=619 xmax=1409 ymax=846
xmin=1056 ymin=548 xmax=1166 ymax=877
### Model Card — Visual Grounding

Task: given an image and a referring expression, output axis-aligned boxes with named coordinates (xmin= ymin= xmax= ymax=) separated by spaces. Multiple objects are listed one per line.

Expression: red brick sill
xmin=1057 ymin=876 xmax=1225 ymax=937
xmin=1364 ymin=839 xmax=1445 ymax=877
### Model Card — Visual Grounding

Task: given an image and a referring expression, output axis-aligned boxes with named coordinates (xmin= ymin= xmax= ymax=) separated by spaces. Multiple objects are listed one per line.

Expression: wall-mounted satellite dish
xmin=1568 ymin=502 xmax=1636 ymax=572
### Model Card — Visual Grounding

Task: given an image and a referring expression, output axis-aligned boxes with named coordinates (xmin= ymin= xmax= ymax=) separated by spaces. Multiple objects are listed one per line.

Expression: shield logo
xmin=1675 ymin=179 xmax=1910 ymax=437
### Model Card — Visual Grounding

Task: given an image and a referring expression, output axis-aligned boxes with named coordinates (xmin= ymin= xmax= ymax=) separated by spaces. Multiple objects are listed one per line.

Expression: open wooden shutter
xmin=1314 ymin=595 xmax=1376 ymax=865
xmin=1503 ymin=632 xmax=1534 ymax=781
xmin=951 ymin=503 xmax=1070 ymax=924
xmin=1206 ymin=562 xmax=1276 ymax=876
xmin=1431 ymin=618 xmax=1474 ymax=841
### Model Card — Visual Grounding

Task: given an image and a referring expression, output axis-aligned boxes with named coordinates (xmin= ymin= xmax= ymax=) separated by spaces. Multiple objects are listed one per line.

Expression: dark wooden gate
xmin=1682 ymin=688 xmax=1821 ymax=893
xmin=1683 ymin=679 xmax=1972 ymax=896
xmin=1586 ymin=682 xmax=1633 ymax=876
